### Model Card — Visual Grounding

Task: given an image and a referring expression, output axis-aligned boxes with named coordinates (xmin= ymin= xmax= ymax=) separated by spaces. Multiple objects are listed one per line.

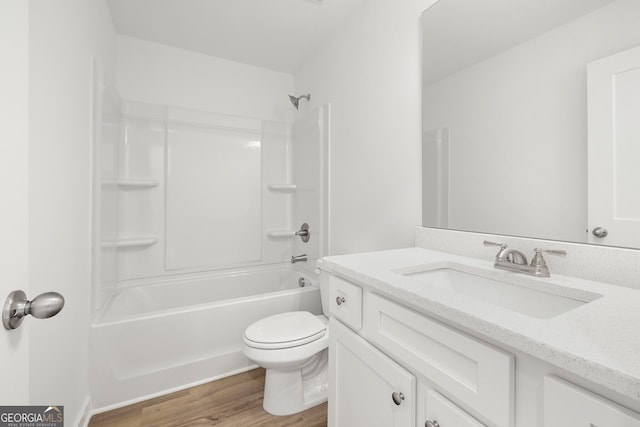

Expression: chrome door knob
xmin=2 ymin=290 xmax=65 ymax=330
xmin=425 ymin=421 xmax=440 ymax=427
xmin=336 ymin=296 xmax=345 ymax=305
xmin=592 ymin=227 xmax=608 ymax=238
xmin=391 ymin=391 xmax=405 ymax=405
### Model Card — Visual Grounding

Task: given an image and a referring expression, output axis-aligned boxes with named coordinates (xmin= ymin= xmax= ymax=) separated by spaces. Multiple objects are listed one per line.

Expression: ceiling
xmin=107 ymin=0 xmax=367 ymax=74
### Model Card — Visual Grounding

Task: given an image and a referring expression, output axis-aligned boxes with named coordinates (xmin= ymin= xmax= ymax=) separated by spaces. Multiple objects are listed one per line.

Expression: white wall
xmin=29 ymin=0 xmax=116 ymax=424
xmin=423 ymin=0 xmax=640 ymax=243
xmin=295 ymin=0 xmax=437 ymax=255
xmin=116 ymin=35 xmax=295 ymax=122
xmin=0 ymin=0 xmax=29 ymax=405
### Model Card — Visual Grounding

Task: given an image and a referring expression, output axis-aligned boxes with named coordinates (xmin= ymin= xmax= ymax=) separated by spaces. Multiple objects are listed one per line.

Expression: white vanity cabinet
xmin=327 ymin=274 xmax=513 ymax=427
xmin=322 ymin=245 xmax=640 ymax=427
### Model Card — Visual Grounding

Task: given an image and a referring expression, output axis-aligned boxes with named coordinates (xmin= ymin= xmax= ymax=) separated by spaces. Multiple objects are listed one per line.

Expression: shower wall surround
xmin=93 ymin=97 xmax=323 ymax=316
xmin=164 ymin=110 xmax=262 ymax=270
xmin=93 ymin=66 xmax=120 ymax=311
xmin=291 ymin=107 xmax=329 ymax=262
xmin=116 ymin=102 xmax=292 ymax=279
xmin=125 ymin=104 xmax=289 ymax=258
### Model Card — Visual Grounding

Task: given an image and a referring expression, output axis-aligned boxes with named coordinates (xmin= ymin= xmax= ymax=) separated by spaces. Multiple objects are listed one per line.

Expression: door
xmin=329 ymin=318 xmax=415 ymax=427
xmin=420 ymin=387 xmax=485 ymax=427
xmin=0 ymin=0 xmax=30 ymax=404
xmin=544 ymin=376 xmax=640 ymax=427
xmin=587 ymin=46 xmax=640 ymax=247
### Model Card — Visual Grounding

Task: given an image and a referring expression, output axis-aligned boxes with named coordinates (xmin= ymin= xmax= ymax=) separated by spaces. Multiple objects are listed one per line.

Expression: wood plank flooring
xmin=88 ymin=368 xmax=327 ymax=427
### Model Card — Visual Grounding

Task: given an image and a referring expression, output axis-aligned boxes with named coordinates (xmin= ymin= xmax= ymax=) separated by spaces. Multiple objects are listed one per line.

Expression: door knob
xmin=391 ymin=391 xmax=405 ymax=405
xmin=425 ymin=421 xmax=440 ymax=427
xmin=2 ymin=290 xmax=65 ymax=330
xmin=592 ymin=227 xmax=608 ymax=238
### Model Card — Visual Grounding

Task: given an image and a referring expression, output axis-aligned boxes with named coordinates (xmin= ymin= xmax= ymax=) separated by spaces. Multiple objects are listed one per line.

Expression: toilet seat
xmin=244 ymin=311 xmax=327 ymax=350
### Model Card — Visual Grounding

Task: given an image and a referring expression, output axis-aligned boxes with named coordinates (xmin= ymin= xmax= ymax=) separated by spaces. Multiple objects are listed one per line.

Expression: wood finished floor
xmin=88 ymin=368 xmax=327 ymax=427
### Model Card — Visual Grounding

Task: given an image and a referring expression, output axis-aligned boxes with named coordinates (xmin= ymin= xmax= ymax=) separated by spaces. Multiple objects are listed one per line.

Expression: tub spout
xmin=291 ymin=254 xmax=307 ymax=263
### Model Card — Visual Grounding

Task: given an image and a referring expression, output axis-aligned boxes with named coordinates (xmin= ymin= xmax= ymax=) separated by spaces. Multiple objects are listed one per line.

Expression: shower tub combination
xmin=90 ymin=265 xmax=322 ymax=411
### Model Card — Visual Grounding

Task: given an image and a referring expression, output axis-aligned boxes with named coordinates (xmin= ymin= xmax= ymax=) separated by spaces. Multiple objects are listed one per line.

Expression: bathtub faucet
xmin=291 ymin=254 xmax=307 ymax=263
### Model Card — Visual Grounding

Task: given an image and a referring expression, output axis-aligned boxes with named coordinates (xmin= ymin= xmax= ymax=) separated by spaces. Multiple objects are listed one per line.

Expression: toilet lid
xmin=244 ymin=311 xmax=326 ymax=349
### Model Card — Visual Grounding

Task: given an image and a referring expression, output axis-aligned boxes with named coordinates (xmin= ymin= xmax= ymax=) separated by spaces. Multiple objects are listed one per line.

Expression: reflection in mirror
xmin=421 ymin=0 xmax=640 ymax=248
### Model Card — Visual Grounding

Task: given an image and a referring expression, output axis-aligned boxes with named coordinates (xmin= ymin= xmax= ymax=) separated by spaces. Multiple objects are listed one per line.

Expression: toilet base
xmin=262 ymin=349 xmax=328 ymax=416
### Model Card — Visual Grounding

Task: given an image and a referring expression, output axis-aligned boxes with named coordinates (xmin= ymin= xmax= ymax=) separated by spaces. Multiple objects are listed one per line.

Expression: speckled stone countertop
xmin=318 ymin=247 xmax=640 ymax=401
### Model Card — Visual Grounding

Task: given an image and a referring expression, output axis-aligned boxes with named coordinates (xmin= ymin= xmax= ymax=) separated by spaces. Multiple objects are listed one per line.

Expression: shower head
xmin=289 ymin=94 xmax=311 ymax=110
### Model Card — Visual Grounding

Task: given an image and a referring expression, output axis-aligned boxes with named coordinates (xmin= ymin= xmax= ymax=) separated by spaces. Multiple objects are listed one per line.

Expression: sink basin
xmin=400 ymin=265 xmax=601 ymax=319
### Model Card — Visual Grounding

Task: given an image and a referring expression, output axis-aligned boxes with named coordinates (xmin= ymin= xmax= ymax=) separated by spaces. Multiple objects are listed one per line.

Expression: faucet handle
xmin=531 ymin=248 xmax=566 ymax=267
xmin=534 ymin=248 xmax=567 ymax=256
xmin=484 ymin=240 xmax=511 ymax=262
xmin=530 ymin=248 xmax=566 ymax=277
xmin=295 ymin=222 xmax=310 ymax=243
xmin=483 ymin=240 xmax=507 ymax=249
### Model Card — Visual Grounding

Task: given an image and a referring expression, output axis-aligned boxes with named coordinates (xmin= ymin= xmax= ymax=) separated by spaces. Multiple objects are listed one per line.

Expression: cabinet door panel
xmin=424 ymin=389 xmax=485 ymax=427
xmin=544 ymin=376 xmax=640 ymax=427
xmin=329 ymin=318 xmax=415 ymax=427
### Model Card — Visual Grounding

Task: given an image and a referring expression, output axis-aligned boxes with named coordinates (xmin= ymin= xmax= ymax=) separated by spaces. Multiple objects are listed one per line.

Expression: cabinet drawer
xmin=544 ymin=376 xmax=640 ymax=426
xmin=329 ymin=275 xmax=362 ymax=330
xmin=365 ymin=293 xmax=513 ymax=427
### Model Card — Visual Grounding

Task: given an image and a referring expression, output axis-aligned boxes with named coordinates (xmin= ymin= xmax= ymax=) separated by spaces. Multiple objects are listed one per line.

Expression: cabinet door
xmin=329 ymin=318 xmax=415 ymax=427
xmin=421 ymin=387 xmax=485 ymax=427
xmin=544 ymin=376 xmax=640 ymax=427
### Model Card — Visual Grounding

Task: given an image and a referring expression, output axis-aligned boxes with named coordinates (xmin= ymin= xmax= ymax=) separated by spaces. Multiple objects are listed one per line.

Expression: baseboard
xmin=90 ymin=364 xmax=258 ymax=416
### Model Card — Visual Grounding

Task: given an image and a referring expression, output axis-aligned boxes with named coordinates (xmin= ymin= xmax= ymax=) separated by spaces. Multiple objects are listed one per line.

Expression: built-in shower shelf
xmin=101 ymin=236 xmax=159 ymax=248
xmin=102 ymin=179 xmax=159 ymax=190
xmin=267 ymin=184 xmax=297 ymax=192
xmin=267 ymin=230 xmax=296 ymax=238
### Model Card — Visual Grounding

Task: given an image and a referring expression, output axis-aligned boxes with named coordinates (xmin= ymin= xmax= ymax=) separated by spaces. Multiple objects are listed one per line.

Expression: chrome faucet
xmin=483 ymin=241 xmax=566 ymax=277
xmin=291 ymin=254 xmax=308 ymax=263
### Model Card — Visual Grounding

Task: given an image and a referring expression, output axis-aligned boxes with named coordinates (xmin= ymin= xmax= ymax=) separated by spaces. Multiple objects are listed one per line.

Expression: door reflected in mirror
xmin=421 ymin=0 xmax=640 ymax=248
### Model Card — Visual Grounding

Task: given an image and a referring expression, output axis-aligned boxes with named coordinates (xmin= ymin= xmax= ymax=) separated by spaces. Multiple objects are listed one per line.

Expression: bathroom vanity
xmin=319 ymin=246 xmax=640 ymax=427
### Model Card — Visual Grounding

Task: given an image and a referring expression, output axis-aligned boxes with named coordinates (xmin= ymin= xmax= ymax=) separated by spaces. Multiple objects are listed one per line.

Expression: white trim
xmin=75 ymin=396 xmax=92 ymax=427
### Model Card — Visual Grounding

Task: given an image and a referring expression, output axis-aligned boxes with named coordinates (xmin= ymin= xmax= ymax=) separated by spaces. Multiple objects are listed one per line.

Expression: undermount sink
xmin=398 ymin=264 xmax=602 ymax=319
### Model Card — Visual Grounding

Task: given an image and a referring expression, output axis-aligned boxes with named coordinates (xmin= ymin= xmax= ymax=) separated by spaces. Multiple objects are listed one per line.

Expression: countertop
xmin=318 ymin=247 xmax=640 ymax=401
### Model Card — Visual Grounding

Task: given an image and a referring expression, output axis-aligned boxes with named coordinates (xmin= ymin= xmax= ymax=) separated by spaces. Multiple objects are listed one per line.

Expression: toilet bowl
xmin=242 ymin=310 xmax=329 ymax=416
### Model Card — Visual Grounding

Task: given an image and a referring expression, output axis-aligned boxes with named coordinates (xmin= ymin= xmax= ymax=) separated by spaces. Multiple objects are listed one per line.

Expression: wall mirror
xmin=421 ymin=0 xmax=640 ymax=248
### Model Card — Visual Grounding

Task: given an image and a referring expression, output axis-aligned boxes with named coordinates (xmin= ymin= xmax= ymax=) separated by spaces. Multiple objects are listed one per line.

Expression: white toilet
xmin=242 ymin=279 xmax=329 ymax=416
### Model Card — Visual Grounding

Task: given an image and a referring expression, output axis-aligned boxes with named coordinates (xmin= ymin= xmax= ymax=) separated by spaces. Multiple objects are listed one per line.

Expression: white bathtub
xmin=90 ymin=265 xmax=322 ymax=411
